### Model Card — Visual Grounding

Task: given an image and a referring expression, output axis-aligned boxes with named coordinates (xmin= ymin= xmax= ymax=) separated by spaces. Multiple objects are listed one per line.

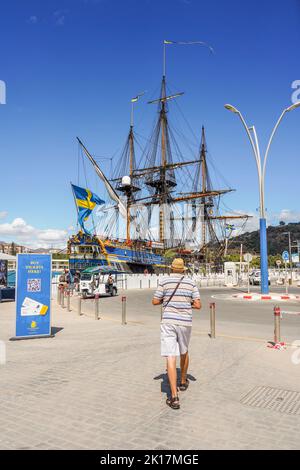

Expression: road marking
xmin=281 ymin=311 xmax=300 ymax=316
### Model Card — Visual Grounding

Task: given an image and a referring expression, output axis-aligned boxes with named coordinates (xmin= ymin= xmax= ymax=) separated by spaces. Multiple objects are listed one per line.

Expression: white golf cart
xmin=79 ymin=266 xmax=120 ymax=298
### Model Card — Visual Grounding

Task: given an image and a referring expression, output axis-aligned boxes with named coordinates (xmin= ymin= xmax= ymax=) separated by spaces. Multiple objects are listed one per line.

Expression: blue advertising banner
xmin=15 ymin=254 xmax=52 ymax=338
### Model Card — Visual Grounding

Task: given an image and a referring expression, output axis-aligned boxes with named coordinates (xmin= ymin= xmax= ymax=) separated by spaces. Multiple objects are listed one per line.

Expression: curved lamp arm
xmin=263 ymin=102 xmax=300 ymax=184
xmin=249 ymin=125 xmax=264 ymax=216
xmin=224 ymin=104 xmax=261 ymax=177
xmin=249 ymin=126 xmax=262 ymax=181
xmin=262 ymin=109 xmax=287 ymax=186
xmin=225 ymin=104 xmax=264 ymax=215
xmin=261 ymin=103 xmax=300 ymax=215
xmin=236 ymin=112 xmax=261 ymax=178
xmin=228 ymin=107 xmax=264 ymax=215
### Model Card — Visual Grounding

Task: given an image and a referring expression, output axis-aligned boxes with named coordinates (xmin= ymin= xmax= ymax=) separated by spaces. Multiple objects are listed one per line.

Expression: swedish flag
xmin=71 ymin=184 xmax=105 ymax=234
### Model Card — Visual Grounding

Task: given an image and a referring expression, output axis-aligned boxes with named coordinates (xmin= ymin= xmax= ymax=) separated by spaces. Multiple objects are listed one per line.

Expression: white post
xmin=247 ymin=261 xmax=250 ymax=294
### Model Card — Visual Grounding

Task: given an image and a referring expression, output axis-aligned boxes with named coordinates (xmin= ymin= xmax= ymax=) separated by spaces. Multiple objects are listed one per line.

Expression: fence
xmin=51 ymin=269 xmax=300 ymax=297
xmin=51 ymin=273 xmax=226 ymax=296
xmin=122 ymin=273 xmax=225 ymax=290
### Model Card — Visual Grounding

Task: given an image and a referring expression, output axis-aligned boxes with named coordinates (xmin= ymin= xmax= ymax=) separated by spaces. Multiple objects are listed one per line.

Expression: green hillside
xmin=227 ymin=222 xmax=300 ymax=256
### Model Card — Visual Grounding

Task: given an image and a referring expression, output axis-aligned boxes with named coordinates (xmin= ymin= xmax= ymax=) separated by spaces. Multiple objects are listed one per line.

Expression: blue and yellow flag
xmin=71 ymin=184 xmax=105 ymax=234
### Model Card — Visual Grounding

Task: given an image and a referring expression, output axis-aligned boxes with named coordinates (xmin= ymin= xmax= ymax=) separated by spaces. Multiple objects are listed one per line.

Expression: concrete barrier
xmin=52 ymin=272 xmax=226 ymax=293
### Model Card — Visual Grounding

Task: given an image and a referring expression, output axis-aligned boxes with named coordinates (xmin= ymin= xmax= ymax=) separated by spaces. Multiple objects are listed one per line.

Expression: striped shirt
xmin=154 ymin=273 xmax=200 ymax=327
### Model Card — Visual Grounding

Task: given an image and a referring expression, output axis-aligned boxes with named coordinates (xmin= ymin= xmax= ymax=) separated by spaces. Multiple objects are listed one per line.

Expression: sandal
xmin=178 ymin=379 xmax=189 ymax=392
xmin=166 ymin=396 xmax=180 ymax=410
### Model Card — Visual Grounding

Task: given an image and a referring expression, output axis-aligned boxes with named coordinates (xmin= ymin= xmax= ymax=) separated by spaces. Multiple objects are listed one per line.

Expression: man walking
xmin=152 ymin=258 xmax=201 ymax=409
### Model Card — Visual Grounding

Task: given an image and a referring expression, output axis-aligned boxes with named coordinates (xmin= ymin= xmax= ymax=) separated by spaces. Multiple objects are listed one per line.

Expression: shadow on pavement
xmin=153 ymin=368 xmax=197 ymax=396
xmin=51 ymin=326 xmax=64 ymax=336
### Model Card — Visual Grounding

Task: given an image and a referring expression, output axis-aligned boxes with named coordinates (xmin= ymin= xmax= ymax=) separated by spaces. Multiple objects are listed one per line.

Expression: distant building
xmin=0 ymin=242 xmax=30 ymax=255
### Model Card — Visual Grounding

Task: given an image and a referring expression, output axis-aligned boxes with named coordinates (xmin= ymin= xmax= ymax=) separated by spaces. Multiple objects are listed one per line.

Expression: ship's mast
xmin=200 ymin=126 xmax=208 ymax=253
xmin=127 ymin=101 xmax=134 ymax=241
xmin=145 ymin=75 xmax=184 ymax=246
xmin=143 ymin=93 xmax=233 ymax=248
xmin=159 ymin=76 xmax=167 ymax=242
xmin=127 ymin=125 xmax=134 ymax=242
xmin=116 ymin=97 xmax=141 ymax=243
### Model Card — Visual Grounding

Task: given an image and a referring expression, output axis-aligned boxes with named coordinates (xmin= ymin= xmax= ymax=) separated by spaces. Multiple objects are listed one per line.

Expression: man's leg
xmin=180 ymin=352 xmax=189 ymax=385
xmin=167 ymin=356 xmax=177 ymax=398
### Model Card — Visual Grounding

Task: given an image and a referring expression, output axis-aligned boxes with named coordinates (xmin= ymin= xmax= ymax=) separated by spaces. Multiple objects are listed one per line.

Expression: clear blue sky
xmin=0 ymin=0 xmax=300 ymax=247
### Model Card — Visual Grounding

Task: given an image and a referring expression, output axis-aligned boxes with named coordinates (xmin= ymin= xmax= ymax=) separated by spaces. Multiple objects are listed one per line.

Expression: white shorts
xmin=160 ymin=323 xmax=192 ymax=357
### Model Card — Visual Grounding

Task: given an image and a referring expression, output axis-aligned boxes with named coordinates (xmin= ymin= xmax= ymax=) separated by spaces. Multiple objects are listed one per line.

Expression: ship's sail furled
xmin=77 ymin=137 xmax=127 ymax=219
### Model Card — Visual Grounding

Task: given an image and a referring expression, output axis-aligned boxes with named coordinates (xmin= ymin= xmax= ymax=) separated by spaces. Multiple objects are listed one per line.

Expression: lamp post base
xmin=260 ymin=217 xmax=269 ymax=294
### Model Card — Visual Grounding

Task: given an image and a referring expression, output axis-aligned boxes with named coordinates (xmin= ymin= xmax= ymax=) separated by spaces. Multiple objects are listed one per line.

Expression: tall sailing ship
xmin=68 ymin=41 xmax=249 ymax=273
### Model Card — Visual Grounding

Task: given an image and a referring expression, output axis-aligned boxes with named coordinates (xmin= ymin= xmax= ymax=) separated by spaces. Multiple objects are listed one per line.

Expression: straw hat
xmin=171 ymin=258 xmax=187 ymax=272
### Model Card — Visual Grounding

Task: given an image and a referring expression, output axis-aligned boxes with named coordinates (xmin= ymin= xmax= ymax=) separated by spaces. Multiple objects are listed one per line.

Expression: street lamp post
xmin=224 ymin=102 xmax=300 ymax=294
xmin=283 ymin=231 xmax=292 ymax=284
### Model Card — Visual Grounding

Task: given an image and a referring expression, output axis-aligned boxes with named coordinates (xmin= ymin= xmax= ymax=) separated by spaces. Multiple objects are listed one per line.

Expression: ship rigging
xmin=70 ymin=40 xmax=250 ymax=272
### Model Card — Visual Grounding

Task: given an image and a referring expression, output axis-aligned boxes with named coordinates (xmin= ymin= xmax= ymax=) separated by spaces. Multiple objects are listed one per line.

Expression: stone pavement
xmin=0 ymin=294 xmax=300 ymax=450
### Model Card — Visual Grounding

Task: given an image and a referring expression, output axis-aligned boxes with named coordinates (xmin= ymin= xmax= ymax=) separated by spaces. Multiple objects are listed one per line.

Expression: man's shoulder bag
xmin=164 ymin=276 xmax=184 ymax=308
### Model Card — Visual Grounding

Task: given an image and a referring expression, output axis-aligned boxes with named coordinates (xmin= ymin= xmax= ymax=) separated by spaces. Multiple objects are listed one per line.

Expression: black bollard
xmin=209 ymin=302 xmax=216 ymax=339
xmin=77 ymin=295 xmax=82 ymax=316
xmin=122 ymin=296 xmax=127 ymax=325
xmin=274 ymin=305 xmax=281 ymax=344
xmin=94 ymin=294 xmax=100 ymax=320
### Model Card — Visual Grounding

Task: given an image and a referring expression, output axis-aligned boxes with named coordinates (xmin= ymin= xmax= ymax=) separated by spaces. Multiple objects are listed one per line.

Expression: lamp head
xmin=286 ymin=102 xmax=300 ymax=112
xmin=224 ymin=104 xmax=239 ymax=114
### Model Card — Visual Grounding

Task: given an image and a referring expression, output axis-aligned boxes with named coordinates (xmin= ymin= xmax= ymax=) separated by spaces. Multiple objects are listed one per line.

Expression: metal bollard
xmin=122 ymin=296 xmax=127 ymax=325
xmin=94 ymin=294 xmax=100 ymax=320
xmin=67 ymin=289 xmax=71 ymax=312
xmin=77 ymin=295 xmax=82 ymax=316
xmin=61 ymin=287 xmax=65 ymax=308
xmin=209 ymin=302 xmax=216 ymax=339
xmin=274 ymin=305 xmax=281 ymax=343
xmin=57 ymin=285 xmax=61 ymax=305
xmin=140 ymin=280 xmax=142 ymax=289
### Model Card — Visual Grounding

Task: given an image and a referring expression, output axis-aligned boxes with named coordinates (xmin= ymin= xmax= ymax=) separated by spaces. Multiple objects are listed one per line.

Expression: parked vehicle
xmin=249 ymin=270 xmax=271 ymax=286
xmin=79 ymin=266 xmax=121 ymax=298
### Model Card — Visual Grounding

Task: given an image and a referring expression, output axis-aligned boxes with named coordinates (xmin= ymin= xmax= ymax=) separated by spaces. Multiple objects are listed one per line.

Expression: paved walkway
xmin=0 ymin=293 xmax=300 ymax=450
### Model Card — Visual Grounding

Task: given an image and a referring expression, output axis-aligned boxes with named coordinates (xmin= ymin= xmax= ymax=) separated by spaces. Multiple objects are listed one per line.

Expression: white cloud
xmin=240 ymin=213 xmax=259 ymax=233
xmin=37 ymin=229 xmax=68 ymax=243
xmin=53 ymin=10 xmax=68 ymax=26
xmin=227 ymin=208 xmax=300 ymax=236
xmin=221 ymin=210 xmax=259 ymax=234
xmin=55 ymin=15 xmax=65 ymax=26
xmin=0 ymin=211 xmax=7 ymax=219
xmin=28 ymin=15 xmax=38 ymax=24
xmin=0 ymin=218 xmax=68 ymax=249
xmin=272 ymin=209 xmax=300 ymax=224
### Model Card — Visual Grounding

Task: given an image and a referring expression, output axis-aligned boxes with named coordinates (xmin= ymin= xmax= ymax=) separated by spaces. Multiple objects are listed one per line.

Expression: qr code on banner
xmin=27 ymin=279 xmax=41 ymax=292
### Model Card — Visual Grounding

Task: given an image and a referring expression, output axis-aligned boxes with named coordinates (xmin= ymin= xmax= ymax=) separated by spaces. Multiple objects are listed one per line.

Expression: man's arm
xmin=192 ymin=298 xmax=201 ymax=310
xmin=152 ymin=283 xmax=163 ymax=306
xmin=152 ymin=297 xmax=163 ymax=306
xmin=192 ymin=284 xmax=201 ymax=310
